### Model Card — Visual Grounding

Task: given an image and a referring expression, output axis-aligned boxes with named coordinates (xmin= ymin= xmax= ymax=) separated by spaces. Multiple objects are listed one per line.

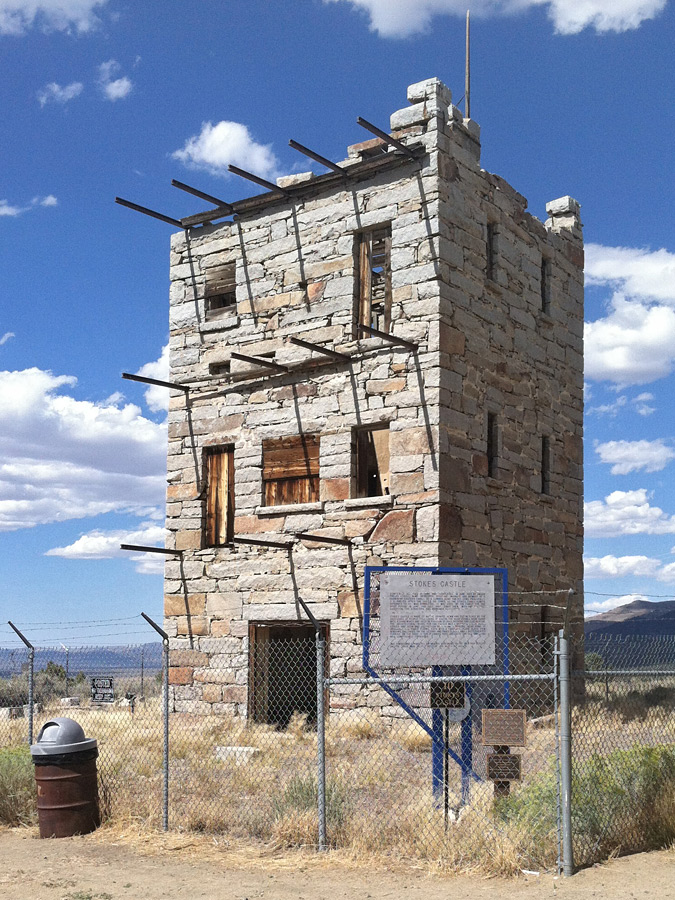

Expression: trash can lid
xmin=30 ymin=717 xmax=98 ymax=756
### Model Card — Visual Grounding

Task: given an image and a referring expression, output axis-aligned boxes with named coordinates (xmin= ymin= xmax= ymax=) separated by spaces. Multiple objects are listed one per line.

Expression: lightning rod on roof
xmin=465 ymin=10 xmax=471 ymax=120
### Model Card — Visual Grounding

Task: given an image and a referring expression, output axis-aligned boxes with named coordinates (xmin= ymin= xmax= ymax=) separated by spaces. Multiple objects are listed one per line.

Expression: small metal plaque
xmin=482 ymin=709 xmax=526 ymax=746
xmin=487 ymin=753 xmax=521 ymax=781
xmin=91 ymin=676 xmax=115 ymax=704
xmin=430 ymin=681 xmax=465 ymax=709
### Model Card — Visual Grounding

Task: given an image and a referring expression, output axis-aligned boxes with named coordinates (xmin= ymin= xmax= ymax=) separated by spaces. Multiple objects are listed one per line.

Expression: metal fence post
xmin=142 ymin=613 xmax=170 ymax=832
xmin=558 ymin=629 xmax=574 ymax=876
xmin=316 ymin=629 xmax=327 ymax=851
xmin=7 ymin=621 xmax=34 ymax=745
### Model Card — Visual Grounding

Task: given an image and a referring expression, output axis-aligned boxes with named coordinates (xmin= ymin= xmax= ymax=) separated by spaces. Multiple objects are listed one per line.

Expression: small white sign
xmin=91 ymin=676 xmax=115 ymax=703
xmin=379 ymin=572 xmax=496 ymax=666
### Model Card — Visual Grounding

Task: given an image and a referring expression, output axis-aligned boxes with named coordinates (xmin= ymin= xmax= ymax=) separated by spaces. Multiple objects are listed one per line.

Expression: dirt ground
xmin=0 ymin=827 xmax=673 ymax=900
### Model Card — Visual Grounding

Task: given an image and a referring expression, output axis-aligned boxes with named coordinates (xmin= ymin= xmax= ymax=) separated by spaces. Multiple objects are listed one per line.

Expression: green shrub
xmin=273 ymin=774 xmax=350 ymax=829
xmin=0 ymin=746 xmax=36 ymax=826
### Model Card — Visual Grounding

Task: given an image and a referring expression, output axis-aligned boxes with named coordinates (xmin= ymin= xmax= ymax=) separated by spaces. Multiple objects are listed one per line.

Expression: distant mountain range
xmin=0 ymin=643 xmax=163 ymax=679
xmin=585 ymin=599 xmax=675 ymax=638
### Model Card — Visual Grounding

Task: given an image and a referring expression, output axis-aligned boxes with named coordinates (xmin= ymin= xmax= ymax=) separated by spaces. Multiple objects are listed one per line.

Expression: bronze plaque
xmin=482 ymin=709 xmax=526 ymax=746
xmin=487 ymin=753 xmax=521 ymax=781
xmin=430 ymin=682 xmax=465 ymax=709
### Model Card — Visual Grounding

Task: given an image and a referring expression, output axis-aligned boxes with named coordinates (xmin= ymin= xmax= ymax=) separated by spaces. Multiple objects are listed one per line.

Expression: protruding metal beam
xmin=232 ymin=536 xmax=292 ymax=549
xmin=356 ymin=117 xmax=418 ymax=161
xmin=288 ymin=336 xmax=351 ymax=362
xmin=228 ymin=165 xmax=291 ymax=197
xmin=230 ymin=352 xmax=288 ymax=373
xmin=8 ymin=621 xmax=33 ymax=649
xmin=294 ymin=532 xmax=352 ymax=546
xmin=122 ymin=372 xmax=190 ymax=393
xmin=171 ymin=179 xmax=235 ymax=215
xmin=141 ymin=612 xmax=169 ymax=641
xmin=115 ymin=197 xmax=183 ymax=227
xmin=120 ymin=544 xmax=183 ymax=556
xmin=357 ymin=322 xmax=418 ymax=351
xmin=289 ymin=139 xmax=351 ymax=179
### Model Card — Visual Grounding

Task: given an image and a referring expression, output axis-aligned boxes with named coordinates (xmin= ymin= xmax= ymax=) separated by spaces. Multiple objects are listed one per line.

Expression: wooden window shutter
xmin=357 ymin=226 xmax=392 ymax=333
xmin=205 ymin=448 xmax=234 ymax=546
xmin=205 ymin=263 xmax=236 ymax=314
xmin=262 ymin=435 xmax=320 ymax=506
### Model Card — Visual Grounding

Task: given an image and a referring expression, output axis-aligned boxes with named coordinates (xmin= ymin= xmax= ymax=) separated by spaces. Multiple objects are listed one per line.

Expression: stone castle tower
xmin=163 ymin=77 xmax=584 ymax=720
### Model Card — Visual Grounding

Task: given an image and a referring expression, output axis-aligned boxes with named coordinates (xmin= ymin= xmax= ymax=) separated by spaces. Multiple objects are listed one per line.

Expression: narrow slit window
xmin=541 ymin=436 xmax=551 ymax=495
xmin=486 ymin=223 xmax=497 ymax=281
xmin=353 ymin=425 xmax=390 ymax=498
xmin=205 ymin=263 xmax=236 ymax=317
xmin=541 ymin=256 xmax=551 ymax=313
xmin=487 ymin=412 xmax=498 ymax=478
xmin=204 ymin=447 xmax=235 ymax=546
xmin=356 ymin=226 xmax=392 ymax=334
xmin=262 ymin=434 xmax=320 ymax=506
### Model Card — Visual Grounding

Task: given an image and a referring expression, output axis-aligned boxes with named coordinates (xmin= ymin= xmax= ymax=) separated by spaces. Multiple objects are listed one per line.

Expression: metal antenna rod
xmin=465 ymin=10 xmax=471 ymax=120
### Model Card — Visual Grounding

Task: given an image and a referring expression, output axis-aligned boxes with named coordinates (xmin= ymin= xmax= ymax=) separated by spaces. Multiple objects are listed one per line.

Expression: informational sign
xmin=91 ymin=676 xmax=115 ymax=704
xmin=487 ymin=753 xmax=522 ymax=781
xmin=482 ymin=709 xmax=527 ymax=746
xmin=379 ymin=572 xmax=495 ymax=666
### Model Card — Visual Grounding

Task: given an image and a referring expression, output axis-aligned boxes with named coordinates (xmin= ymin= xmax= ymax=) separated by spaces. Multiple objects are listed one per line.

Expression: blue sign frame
xmin=362 ymin=566 xmax=509 ymax=802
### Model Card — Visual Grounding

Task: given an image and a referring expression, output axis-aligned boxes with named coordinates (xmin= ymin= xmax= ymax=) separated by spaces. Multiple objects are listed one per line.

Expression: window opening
xmin=205 ymin=263 xmax=236 ymax=317
xmin=262 ymin=434 xmax=320 ymax=506
xmin=353 ymin=425 xmax=390 ymax=497
xmin=204 ymin=446 xmax=235 ymax=546
xmin=487 ymin=412 xmax=498 ymax=478
xmin=356 ymin=226 xmax=392 ymax=334
xmin=249 ymin=622 xmax=329 ymax=728
xmin=486 ymin=223 xmax=496 ymax=281
xmin=541 ymin=436 xmax=550 ymax=495
xmin=541 ymin=256 xmax=551 ymax=313
xmin=209 ymin=361 xmax=231 ymax=377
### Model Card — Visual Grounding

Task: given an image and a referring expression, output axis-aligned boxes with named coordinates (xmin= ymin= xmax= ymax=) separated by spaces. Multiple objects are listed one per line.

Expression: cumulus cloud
xmin=585 ymin=244 xmax=675 ymax=387
xmin=323 ymin=0 xmax=666 ymax=37
xmin=584 ymin=555 xmax=662 ymax=578
xmin=172 ymin=121 xmax=279 ymax=180
xmin=585 ymin=489 xmax=675 ymax=538
xmin=0 ymin=365 xmax=167 ymax=531
xmin=46 ymin=522 xmax=166 ymax=574
xmin=595 ymin=439 xmax=675 ymax=475
xmin=37 ymin=80 xmax=83 ymax=107
xmin=98 ymin=59 xmax=132 ymax=101
xmin=0 ymin=0 xmax=108 ymax=35
xmin=134 ymin=344 xmax=170 ymax=414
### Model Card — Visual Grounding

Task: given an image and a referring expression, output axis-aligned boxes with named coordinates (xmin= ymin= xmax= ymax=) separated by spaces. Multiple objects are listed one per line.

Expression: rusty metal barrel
xmin=31 ymin=718 xmax=101 ymax=838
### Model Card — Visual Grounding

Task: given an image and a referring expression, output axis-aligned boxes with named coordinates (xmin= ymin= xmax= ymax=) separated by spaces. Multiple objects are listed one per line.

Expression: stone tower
xmin=164 ymin=78 xmax=583 ymax=719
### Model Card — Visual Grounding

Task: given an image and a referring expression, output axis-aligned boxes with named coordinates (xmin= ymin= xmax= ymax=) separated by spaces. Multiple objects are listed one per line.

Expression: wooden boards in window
xmin=205 ymin=448 xmax=234 ymax=545
xmin=262 ymin=435 xmax=320 ymax=506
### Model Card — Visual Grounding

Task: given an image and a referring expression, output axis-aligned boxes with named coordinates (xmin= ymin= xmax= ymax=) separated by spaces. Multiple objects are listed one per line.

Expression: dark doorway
xmin=248 ymin=622 xmax=329 ymax=729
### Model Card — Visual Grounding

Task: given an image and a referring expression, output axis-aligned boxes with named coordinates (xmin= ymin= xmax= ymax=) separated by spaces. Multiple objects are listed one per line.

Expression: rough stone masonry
xmin=163 ymin=77 xmax=584 ymax=718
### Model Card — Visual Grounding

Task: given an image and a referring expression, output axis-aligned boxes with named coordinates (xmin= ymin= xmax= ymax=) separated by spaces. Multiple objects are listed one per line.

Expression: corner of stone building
xmin=545 ymin=196 xmax=582 ymax=238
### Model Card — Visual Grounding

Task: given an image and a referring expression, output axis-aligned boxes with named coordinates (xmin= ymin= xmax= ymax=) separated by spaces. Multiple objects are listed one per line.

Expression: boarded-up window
xmin=353 ymin=425 xmax=390 ymax=498
xmin=262 ymin=435 xmax=320 ymax=506
xmin=356 ymin=226 xmax=392 ymax=334
xmin=205 ymin=263 xmax=236 ymax=317
xmin=204 ymin=447 xmax=235 ymax=546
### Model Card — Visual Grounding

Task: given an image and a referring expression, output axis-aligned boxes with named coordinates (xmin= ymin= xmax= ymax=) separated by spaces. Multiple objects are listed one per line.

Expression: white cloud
xmin=595 ymin=439 xmax=675 ymax=475
xmin=584 ymin=555 xmax=661 ymax=578
xmin=0 ymin=0 xmax=107 ymax=35
xmin=98 ymin=59 xmax=132 ymax=101
xmin=585 ymin=489 xmax=675 ymax=538
xmin=134 ymin=344 xmax=170 ymax=414
xmin=586 ymin=243 xmax=675 ymax=304
xmin=0 ymin=366 xmax=167 ymax=531
xmin=323 ymin=0 xmax=666 ymax=37
xmin=585 ymin=295 xmax=675 ymax=386
xmin=46 ymin=522 xmax=166 ymax=574
xmin=172 ymin=121 xmax=279 ymax=180
xmin=0 ymin=195 xmax=58 ymax=218
xmin=37 ymin=80 xmax=83 ymax=107
xmin=0 ymin=332 xmax=15 ymax=345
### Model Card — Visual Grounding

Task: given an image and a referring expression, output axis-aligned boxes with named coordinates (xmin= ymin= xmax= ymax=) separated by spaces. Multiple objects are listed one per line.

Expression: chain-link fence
xmin=3 ymin=625 xmax=675 ymax=874
xmin=571 ymin=634 xmax=675 ymax=868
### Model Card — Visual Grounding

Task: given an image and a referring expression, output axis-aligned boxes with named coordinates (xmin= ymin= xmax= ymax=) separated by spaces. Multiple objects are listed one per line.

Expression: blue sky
xmin=1 ymin=0 xmax=675 ymax=646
